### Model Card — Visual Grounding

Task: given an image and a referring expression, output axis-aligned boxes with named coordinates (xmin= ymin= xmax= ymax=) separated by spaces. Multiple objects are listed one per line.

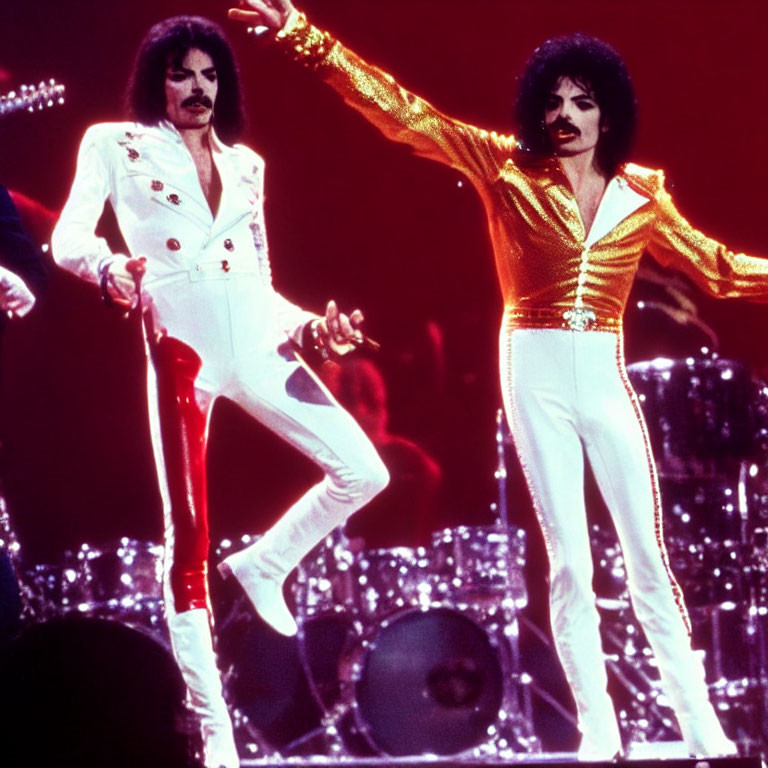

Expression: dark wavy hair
xmin=514 ymin=34 xmax=636 ymax=176
xmin=126 ymin=15 xmax=245 ymax=145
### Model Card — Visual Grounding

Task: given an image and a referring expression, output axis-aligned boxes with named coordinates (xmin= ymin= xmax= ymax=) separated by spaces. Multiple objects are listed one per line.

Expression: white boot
xmin=677 ymin=707 xmax=738 ymax=758
xmin=667 ymin=657 xmax=737 ymax=757
xmin=218 ymin=553 xmax=297 ymax=637
xmin=547 ymin=585 xmax=622 ymax=762
xmin=575 ymin=697 xmax=622 ymax=762
xmin=218 ymin=482 xmax=363 ymax=637
xmin=168 ymin=609 xmax=240 ymax=768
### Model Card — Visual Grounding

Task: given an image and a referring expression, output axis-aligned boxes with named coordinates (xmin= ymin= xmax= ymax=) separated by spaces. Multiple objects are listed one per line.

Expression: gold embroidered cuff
xmin=275 ymin=11 xmax=333 ymax=66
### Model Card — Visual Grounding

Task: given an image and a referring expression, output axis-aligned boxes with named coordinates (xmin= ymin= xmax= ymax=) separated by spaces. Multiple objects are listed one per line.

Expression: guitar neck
xmin=0 ymin=80 xmax=66 ymax=119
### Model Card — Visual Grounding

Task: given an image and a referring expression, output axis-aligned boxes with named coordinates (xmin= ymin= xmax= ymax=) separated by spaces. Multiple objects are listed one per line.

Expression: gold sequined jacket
xmin=274 ymin=12 xmax=768 ymax=331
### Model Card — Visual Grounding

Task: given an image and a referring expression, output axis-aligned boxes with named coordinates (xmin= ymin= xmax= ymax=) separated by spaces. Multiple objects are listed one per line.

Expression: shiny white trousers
xmin=500 ymin=328 xmax=726 ymax=752
xmin=143 ymin=272 xmax=389 ymax=618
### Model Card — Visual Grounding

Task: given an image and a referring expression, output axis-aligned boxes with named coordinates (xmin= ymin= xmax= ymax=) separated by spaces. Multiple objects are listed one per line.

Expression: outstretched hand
xmin=315 ymin=299 xmax=365 ymax=356
xmin=228 ymin=0 xmax=295 ymax=30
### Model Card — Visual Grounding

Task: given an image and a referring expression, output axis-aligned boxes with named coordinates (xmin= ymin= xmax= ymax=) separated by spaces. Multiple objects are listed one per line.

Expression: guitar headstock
xmin=0 ymin=79 xmax=66 ymax=118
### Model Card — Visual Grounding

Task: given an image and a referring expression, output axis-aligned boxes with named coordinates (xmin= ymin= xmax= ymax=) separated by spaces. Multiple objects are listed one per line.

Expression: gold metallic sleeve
xmin=648 ymin=181 xmax=768 ymax=301
xmin=271 ymin=13 xmax=768 ymax=323
xmin=275 ymin=12 xmax=517 ymax=183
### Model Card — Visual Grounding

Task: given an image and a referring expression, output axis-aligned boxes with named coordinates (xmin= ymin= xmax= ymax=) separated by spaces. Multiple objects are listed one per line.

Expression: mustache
xmin=548 ymin=118 xmax=580 ymax=135
xmin=182 ymin=95 xmax=213 ymax=109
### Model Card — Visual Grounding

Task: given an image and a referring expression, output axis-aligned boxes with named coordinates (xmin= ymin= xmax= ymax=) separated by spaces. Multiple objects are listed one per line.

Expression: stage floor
xmin=237 ymin=754 xmax=766 ymax=768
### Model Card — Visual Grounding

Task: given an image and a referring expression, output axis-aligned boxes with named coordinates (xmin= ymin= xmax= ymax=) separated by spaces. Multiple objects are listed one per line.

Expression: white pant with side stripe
xmin=500 ymin=327 xmax=728 ymax=754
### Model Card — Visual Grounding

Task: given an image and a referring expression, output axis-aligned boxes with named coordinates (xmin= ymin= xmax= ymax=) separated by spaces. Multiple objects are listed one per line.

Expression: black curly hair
xmin=126 ymin=15 xmax=245 ymax=145
xmin=514 ymin=33 xmax=637 ymax=176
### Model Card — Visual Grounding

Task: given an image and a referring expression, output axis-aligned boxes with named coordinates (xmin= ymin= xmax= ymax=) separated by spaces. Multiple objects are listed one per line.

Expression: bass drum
xmin=0 ymin=616 xmax=189 ymax=767
xmin=353 ymin=607 xmax=504 ymax=756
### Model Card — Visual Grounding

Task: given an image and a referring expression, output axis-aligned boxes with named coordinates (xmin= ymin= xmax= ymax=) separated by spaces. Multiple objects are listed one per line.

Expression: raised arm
xmin=228 ymin=1 xmax=516 ymax=183
xmin=647 ymin=180 xmax=768 ymax=302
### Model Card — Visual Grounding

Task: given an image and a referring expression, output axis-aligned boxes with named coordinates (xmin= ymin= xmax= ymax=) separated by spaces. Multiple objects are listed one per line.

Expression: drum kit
xmin=1 ymin=490 xmax=539 ymax=760
xmin=215 ymin=523 xmax=539 ymax=759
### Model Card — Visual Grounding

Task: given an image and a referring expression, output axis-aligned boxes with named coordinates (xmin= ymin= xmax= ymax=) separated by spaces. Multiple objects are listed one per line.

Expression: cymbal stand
xmin=490 ymin=408 xmax=540 ymax=755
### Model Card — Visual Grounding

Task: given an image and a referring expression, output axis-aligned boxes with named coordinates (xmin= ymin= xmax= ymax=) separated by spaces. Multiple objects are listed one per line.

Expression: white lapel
xmin=210 ymin=137 xmax=257 ymax=238
xmin=152 ymin=122 xmax=216 ymax=229
xmin=584 ymin=175 xmax=650 ymax=248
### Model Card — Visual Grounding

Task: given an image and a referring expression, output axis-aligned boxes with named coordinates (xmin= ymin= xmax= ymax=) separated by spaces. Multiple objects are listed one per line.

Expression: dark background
xmin=1 ymin=0 xmax=767 ymax=579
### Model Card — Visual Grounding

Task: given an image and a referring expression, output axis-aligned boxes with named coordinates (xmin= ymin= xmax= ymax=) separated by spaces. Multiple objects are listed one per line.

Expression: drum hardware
xmin=514 ymin=613 xmax=580 ymax=731
xmin=692 ymin=600 xmax=768 ymax=749
xmin=0 ymin=492 xmax=41 ymax=625
xmin=0 ymin=497 xmax=23 ymax=645
xmin=626 ymin=355 xmax=768 ymax=750
xmin=601 ymin=620 xmax=681 ymax=745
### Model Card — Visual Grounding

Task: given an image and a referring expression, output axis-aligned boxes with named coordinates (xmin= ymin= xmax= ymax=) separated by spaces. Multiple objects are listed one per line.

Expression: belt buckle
xmin=563 ymin=307 xmax=597 ymax=331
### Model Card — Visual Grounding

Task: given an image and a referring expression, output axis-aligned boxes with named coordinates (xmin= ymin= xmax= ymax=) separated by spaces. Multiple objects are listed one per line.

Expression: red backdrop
xmin=1 ymin=0 xmax=767 ymax=565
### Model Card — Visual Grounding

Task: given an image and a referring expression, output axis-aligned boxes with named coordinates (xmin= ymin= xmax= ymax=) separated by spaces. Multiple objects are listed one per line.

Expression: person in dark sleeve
xmin=0 ymin=184 xmax=45 ymax=327
xmin=0 ymin=183 xmax=45 ymax=647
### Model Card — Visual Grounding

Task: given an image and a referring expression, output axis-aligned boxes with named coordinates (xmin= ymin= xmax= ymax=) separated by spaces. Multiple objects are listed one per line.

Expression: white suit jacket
xmin=52 ymin=120 xmax=313 ymax=340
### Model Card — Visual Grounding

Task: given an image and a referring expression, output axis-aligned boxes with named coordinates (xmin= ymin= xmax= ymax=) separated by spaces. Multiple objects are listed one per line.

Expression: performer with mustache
xmin=52 ymin=15 xmax=388 ymax=768
xmin=227 ymin=0 xmax=768 ymax=760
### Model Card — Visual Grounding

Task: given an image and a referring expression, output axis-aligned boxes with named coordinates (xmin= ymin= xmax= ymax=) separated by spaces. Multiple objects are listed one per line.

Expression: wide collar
xmin=151 ymin=121 xmax=255 ymax=235
xmin=584 ymin=172 xmax=650 ymax=248
xmin=524 ymin=155 xmax=654 ymax=247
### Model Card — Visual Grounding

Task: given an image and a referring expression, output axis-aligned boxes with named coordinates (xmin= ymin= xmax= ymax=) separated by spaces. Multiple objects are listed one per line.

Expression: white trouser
xmin=143 ymin=273 xmax=388 ymax=617
xmin=141 ymin=273 xmax=387 ymax=765
xmin=500 ymin=327 xmax=727 ymax=752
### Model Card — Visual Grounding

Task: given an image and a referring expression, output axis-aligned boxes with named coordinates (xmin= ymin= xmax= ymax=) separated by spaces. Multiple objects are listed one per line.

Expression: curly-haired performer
xmin=52 ymin=15 xmax=388 ymax=768
xmin=227 ymin=0 xmax=768 ymax=760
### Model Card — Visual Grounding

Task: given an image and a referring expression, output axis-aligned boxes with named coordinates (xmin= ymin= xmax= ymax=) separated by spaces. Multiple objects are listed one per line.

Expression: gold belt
xmin=505 ymin=306 xmax=622 ymax=332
